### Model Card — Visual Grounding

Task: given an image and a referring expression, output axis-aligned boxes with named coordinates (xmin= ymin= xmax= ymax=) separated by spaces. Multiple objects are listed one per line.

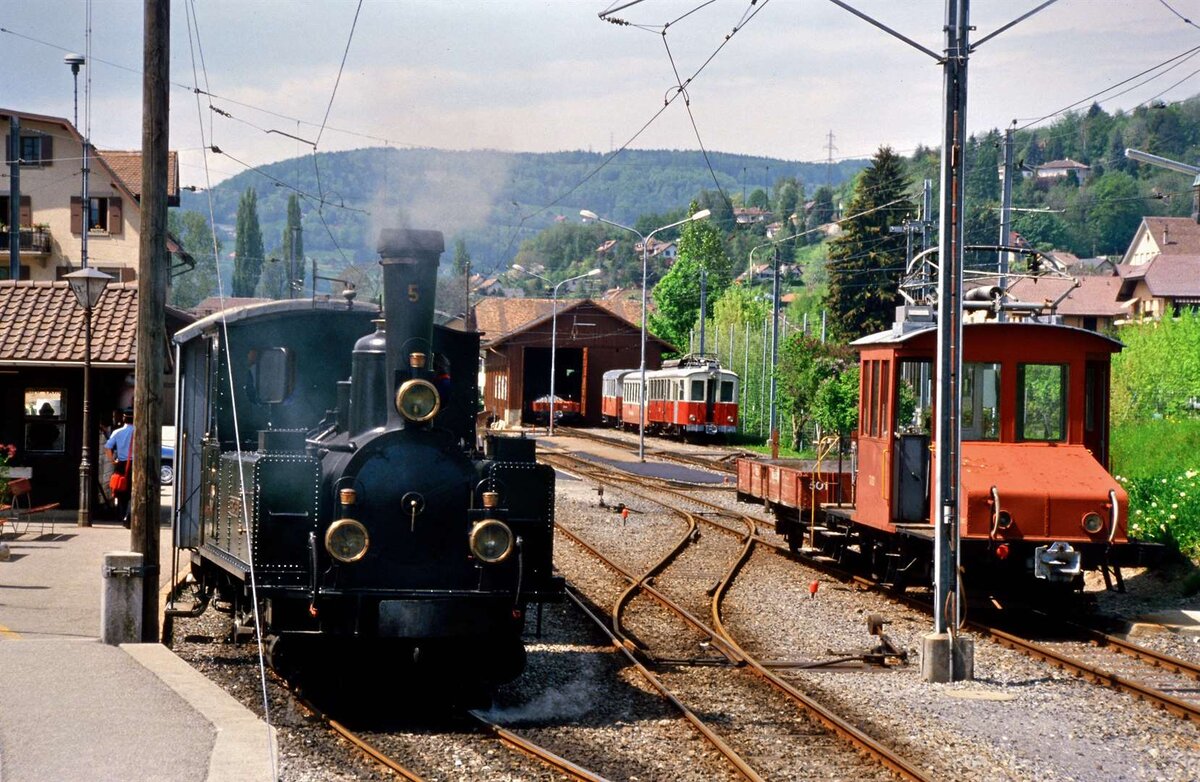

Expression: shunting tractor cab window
xmin=1019 ymin=363 xmax=1067 ymax=441
xmin=962 ymin=362 xmax=1001 ymax=440
xmin=897 ymin=359 xmax=932 ymax=434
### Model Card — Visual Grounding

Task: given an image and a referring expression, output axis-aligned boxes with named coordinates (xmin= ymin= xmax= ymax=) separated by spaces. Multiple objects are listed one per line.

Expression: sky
xmin=2 ymin=0 xmax=1199 ymax=192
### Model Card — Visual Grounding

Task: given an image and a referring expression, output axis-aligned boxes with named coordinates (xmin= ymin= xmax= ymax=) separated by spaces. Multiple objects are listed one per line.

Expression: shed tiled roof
xmin=95 ymin=150 xmax=180 ymax=201
xmin=0 ymin=281 xmax=138 ymax=365
xmin=472 ymin=296 xmax=662 ymax=347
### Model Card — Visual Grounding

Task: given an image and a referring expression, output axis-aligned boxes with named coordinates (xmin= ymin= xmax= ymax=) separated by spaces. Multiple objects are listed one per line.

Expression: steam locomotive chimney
xmin=377 ymin=229 xmax=444 ymax=423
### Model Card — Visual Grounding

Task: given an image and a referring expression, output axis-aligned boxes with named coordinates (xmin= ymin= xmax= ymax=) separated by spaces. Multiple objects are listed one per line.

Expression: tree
xmin=813 ymin=358 xmax=859 ymax=465
xmin=167 ymin=209 xmax=219 ymax=309
xmin=650 ymin=203 xmax=731 ymax=350
xmin=452 ymin=237 xmax=472 ymax=276
xmin=1085 ymin=171 xmax=1145 ymax=255
xmin=777 ymin=334 xmax=842 ymax=449
xmin=233 ymin=187 xmax=265 ymax=297
xmin=257 ymin=193 xmax=302 ymax=300
xmin=824 ymin=147 xmax=914 ymax=339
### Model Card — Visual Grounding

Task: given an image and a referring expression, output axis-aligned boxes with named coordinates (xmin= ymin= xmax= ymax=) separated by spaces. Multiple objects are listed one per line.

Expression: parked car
xmin=161 ymin=443 xmax=174 ymax=485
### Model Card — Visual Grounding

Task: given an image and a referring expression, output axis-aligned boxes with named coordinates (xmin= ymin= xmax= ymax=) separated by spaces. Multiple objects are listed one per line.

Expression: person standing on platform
xmin=105 ymin=409 xmax=135 ymax=527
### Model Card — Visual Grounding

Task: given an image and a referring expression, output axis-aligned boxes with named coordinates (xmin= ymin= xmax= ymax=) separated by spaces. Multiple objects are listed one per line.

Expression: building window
xmin=70 ymin=196 xmax=123 ymax=235
xmin=4 ymin=133 xmax=52 ymax=167
xmin=24 ymin=388 xmax=67 ymax=453
xmin=20 ymin=136 xmax=43 ymax=164
xmin=0 ymin=264 xmax=31 ymax=281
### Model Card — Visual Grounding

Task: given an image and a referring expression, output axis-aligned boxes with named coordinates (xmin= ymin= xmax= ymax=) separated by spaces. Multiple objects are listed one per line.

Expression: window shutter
xmin=108 ymin=197 xmax=123 ymax=235
xmin=40 ymin=135 xmax=52 ymax=167
xmin=70 ymin=197 xmax=82 ymax=234
xmin=19 ymin=196 xmax=30 ymax=227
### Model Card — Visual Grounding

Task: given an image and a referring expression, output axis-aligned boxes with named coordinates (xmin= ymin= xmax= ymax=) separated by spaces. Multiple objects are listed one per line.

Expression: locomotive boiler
xmin=171 ymin=229 xmax=560 ymax=691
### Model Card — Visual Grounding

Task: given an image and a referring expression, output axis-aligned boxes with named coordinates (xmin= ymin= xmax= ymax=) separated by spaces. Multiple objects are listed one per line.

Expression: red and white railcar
xmin=617 ymin=356 xmax=739 ymax=436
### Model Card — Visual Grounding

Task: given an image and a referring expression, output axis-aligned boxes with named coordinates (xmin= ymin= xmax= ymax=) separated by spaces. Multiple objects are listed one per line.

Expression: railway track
xmin=542 ymin=443 xmax=1200 ymax=727
xmin=544 ymin=450 xmax=932 ymax=781
xmin=290 ymin=676 xmax=610 ymax=781
xmin=558 ymin=426 xmax=742 ymax=475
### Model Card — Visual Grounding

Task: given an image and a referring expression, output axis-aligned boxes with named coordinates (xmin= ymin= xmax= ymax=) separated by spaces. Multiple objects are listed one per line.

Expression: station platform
xmin=0 ymin=505 xmax=275 ymax=781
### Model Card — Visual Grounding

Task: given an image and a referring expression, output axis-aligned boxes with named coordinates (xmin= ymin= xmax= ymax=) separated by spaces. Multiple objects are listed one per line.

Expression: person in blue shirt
xmin=104 ymin=409 xmax=135 ymax=527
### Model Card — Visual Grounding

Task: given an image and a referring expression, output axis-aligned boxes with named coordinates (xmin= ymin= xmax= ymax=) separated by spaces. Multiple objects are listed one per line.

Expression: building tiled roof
xmin=0 ymin=281 xmax=138 ymax=365
xmin=1005 ymin=275 xmax=1125 ymax=317
xmin=96 ymin=150 xmax=180 ymax=200
xmin=1039 ymin=158 xmax=1091 ymax=171
xmin=1141 ymin=217 xmax=1200 ymax=255
xmin=1138 ymin=255 xmax=1200 ymax=298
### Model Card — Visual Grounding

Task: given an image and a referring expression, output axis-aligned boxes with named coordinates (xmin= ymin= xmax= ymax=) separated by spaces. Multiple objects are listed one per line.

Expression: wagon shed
xmin=471 ymin=297 xmax=673 ymax=427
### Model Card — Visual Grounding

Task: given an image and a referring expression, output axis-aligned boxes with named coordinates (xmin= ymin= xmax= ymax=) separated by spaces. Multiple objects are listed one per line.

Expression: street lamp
xmin=579 ymin=207 xmax=711 ymax=461
xmin=65 ymin=266 xmax=112 ymax=527
xmin=64 ymin=54 xmax=85 ymax=128
xmin=511 ymin=264 xmax=601 ymax=435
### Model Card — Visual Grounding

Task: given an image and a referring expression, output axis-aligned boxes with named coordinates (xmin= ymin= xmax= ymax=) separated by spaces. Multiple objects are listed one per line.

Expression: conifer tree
xmin=824 ymin=147 xmax=914 ymax=339
xmin=232 ymin=187 xmax=265 ymax=297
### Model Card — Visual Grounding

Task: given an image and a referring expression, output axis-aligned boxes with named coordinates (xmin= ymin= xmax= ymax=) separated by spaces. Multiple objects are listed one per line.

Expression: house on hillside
xmin=0 ymin=108 xmax=190 ymax=283
xmin=634 ymin=238 xmax=676 ymax=261
xmin=1036 ymin=158 xmax=1091 ymax=182
xmin=734 ymin=207 xmax=772 ymax=225
xmin=1116 ymin=216 xmax=1200 ymax=319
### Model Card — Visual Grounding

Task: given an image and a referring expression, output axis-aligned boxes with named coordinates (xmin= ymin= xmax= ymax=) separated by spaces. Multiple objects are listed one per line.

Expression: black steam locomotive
xmin=171 ymin=229 xmax=560 ymax=690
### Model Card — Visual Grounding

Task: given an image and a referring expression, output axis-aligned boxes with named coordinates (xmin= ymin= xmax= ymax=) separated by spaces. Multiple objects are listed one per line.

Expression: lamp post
xmin=64 ymin=54 xmax=84 ymax=127
xmin=580 ymin=208 xmax=710 ymax=461
xmin=65 ymin=267 xmax=112 ymax=527
xmin=512 ymin=264 xmax=600 ymax=435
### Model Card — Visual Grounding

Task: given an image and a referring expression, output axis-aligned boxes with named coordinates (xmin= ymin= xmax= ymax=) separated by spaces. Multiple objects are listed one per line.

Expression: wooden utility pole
xmin=132 ymin=0 xmax=169 ymax=642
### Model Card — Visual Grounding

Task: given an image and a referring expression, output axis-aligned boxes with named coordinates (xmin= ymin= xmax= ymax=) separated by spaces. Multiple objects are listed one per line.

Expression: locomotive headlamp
xmin=395 ymin=378 xmax=440 ymax=422
xmin=325 ymin=519 xmax=370 ymax=563
xmin=1081 ymin=512 xmax=1105 ymax=535
xmin=469 ymin=519 xmax=514 ymax=563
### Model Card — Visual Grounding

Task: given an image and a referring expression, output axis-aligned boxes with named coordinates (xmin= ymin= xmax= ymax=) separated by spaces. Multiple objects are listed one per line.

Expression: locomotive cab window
xmin=252 ymin=347 xmax=295 ymax=404
xmin=691 ymin=379 xmax=704 ymax=401
xmin=1018 ymin=363 xmax=1066 ymax=441
xmin=720 ymin=379 xmax=735 ymax=402
xmin=897 ymin=359 xmax=932 ymax=434
xmin=962 ymin=363 xmax=1000 ymax=441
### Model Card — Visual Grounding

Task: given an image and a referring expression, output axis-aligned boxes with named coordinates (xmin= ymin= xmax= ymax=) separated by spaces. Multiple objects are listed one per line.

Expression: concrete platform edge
xmin=121 ymin=643 xmax=277 ymax=782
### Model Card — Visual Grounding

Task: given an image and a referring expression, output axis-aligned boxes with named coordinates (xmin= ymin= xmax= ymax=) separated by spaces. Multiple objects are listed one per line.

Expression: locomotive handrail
xmin=989 ymin=486 xmax=1000 ymax=542
xmin=1108 ymin=488 xmax=1119 ymax=544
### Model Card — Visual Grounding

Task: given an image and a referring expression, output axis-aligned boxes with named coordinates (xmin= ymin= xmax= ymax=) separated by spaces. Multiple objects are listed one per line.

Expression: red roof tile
xmin=96 ymin=150 xmax=180 ymax=200
xmin=0 ymin=281 xmax=138 ymax=365
xmin=1141 ymin=217 xmax=1200 ymax=255
xmin=472 ymin=296 xmax=657 ymax=346
xmin=1005 ymin=275 xmax=1126 ymax=317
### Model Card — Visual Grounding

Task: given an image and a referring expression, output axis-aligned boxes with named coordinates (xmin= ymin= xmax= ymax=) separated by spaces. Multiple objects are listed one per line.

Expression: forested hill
xmin=179 ymin=147 xmax=867 ymax=273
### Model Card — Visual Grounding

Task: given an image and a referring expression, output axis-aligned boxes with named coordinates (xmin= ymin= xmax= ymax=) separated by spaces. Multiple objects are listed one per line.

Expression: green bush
xmin=1112 ymin=420 xmax=1200 ymax=561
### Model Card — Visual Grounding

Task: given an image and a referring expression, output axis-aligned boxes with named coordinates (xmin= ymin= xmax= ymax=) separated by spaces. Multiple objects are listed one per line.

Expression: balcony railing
xmin=0 ymin=227 xmax=52 ymax=254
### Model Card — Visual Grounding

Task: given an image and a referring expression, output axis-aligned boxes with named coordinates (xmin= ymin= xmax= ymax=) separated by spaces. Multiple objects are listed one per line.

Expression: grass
xmin=1112 ymin=418 xmax=1200 ymax=562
